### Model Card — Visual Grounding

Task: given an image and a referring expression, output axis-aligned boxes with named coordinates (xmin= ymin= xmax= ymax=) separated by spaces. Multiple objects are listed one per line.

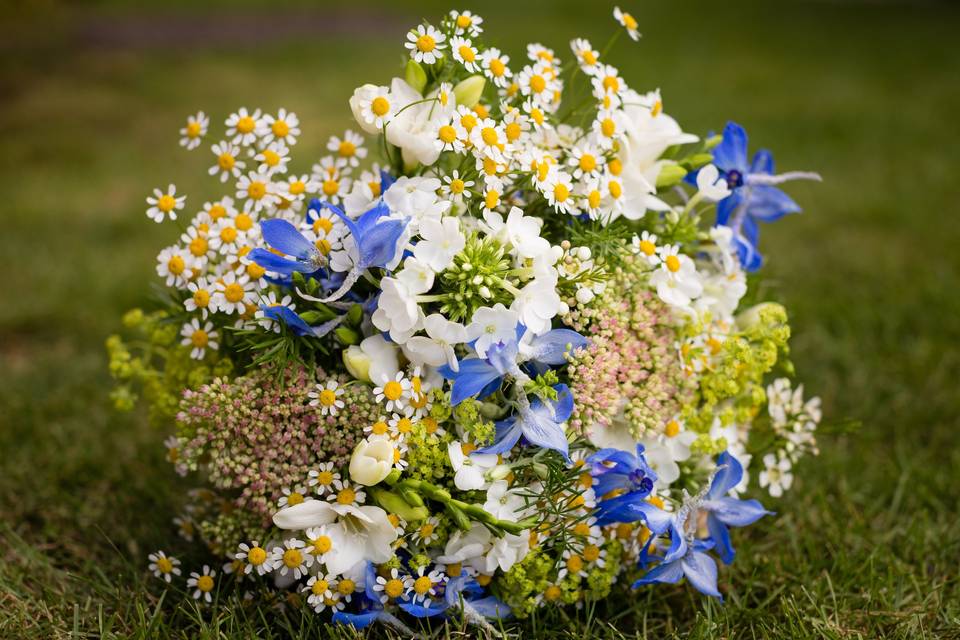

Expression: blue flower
xmin=399 ymin=576 xmax=510 ymax=620
xmin=633 ymin=534 xmax=723 ymax=600
xmin=587 ymin=444 xmax=658 ymax=502
xmin=249 ymin=219 xmax=325 ymax=276
xmin=711 ymin=121 xmax=818 ymax=271
xmin=314 ymin=198 xmax=408 ymax=273
xmin=257 ymin=304 xmax=346 ymax=338
xmin=476 ymin=383 xmax=575 ymax=462
xmin=701 ymin=451 xmax=773 ymax=564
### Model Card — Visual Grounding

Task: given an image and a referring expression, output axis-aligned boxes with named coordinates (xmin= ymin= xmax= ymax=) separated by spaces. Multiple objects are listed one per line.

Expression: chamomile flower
xmin=148 ymin=550 xmax=181 ymax=583
xmin=570 ymin=38 xmax=600 ymax=74
xmin=568 ymin=144 xmax=603 ymax=180
xmin=449 ymin=9 xmax=483 ymax=36
xmin=613 ymin=6 xmax=642 ymax=41
xmin=327 ymin=130 xmax=367 ymax=167
xmin=225 ymin=107 xmax=263 ymax=146
xmin=411 ymin=516 xmax=441 ymax=546
xmin=632 ymin=230 xmax=660 ymax=265
xmin=405 ymin=24 xmax=446 ymax=65
xmin=469 ymin=118 xmax=509 ymax=162
xmin=181 ymin=225 xmax=214 ymax=261
xmin=156 ymin=246 xmax=195 ymax=287
xmin=213 ymin=271 xmax=255 ymax=315
xmin=253 ymin=141 xmax=290 ymax=176
xmin=450 ymin=37 xmax=481 ymax=73
xmin=202 ymin=197 xmax=235 ymax=222
xmin=281 ymin=173 xmax=318 ymax=204
xmin=208 ymin=216 xmax=246 ymax=256
xmin=235 ymin=541 xmax=275 ymax=576
xmin=558 ymin=548 xmax=588 ymax=580
xmin=592 ymin=109 xmax=622 ymax=149
xmin=180 ymin=318 xmax=218 ymax=360
xmin=517 ymin=62 xmax=558 ymax=108
xmin=328 ymin=479 xmax=366 ymax=506
xmin=308 ymin=379 xmax=345 ymax=416
xmin=209 ymin=141 xmax=246 ymax=182
xmin=364 ymin=417 xmax=390 ymax=439
xmin=146 ymin=184 xmax=185 ymax=223
xmin=307 ymin=462 xmax=341 ymax=496
xmin=392 ymin=440 xmax=410 ymax=470
xmin=527 ymin=43 xmax=558 ymax=65
xmin=278 ymin=485 xmax=311 ymax=508
xmin=374 ymin=372 xmax=413 ymax=413
xmin=580 ymin=177 xmax=606 ymax=219
xmin=354 ymin=85 xmax=395 ymax=130
xmin=258 ymin=108 xmax=300 ymax=146
xmin=592 ymin=64 xmax=625 ymax=101
xmin=304 ymin=573 xmax=339 ymax=612
xmin=272 ymin=538 xmax=313 ymax=579
xmin=373 ymin=567 xmax=411 ymax=604
xmin=179 ymin=111 xmax=208 ymax=149
xmin=187 ymin=565 xmax=216 ymax=603
xmin=442 ymin=170 xmax=474 ymax=203
xmin=235 ymin=170 xmax=278 ymax=213
xmin=387 ymin=410 xmax=416 ymax=441
xmin=481 ymin=48 xmax=512 ymax=88
xmin=303 ymin=525 xmax=335 ymax=562
xmin=650 ymin=244 xmax=703 ymax=308
xmin=522 ymin=99 xmax=550 ymax=131
xmin=313 ymin=165 xmax=351 ymax=205
xmin=543 ymin=170 xmax=575 ymax=214
xmin=434 ymin=117 xmax=466 ymax=154
xmin=408 ymin=566 xmax=446 ymax=606
xmin=581 ymin=541 xmax=608 ymax=568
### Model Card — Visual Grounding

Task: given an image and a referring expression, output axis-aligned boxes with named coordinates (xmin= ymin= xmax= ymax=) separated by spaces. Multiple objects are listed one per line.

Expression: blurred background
xmin=1 ymin=0 xmax=958 ymax=637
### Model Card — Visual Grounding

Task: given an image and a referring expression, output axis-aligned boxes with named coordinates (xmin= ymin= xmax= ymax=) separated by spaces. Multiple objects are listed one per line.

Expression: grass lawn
xmin=1 ymin=1 xmax=958 ymax=637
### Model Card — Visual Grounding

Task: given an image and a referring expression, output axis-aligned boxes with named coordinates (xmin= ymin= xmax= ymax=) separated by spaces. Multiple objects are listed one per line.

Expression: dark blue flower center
xmin=725 ymin=169 xmax=744 ymax=189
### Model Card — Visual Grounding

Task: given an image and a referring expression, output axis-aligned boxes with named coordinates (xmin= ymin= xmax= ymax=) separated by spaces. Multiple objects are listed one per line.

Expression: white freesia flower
xmin=383 ymin=176 xmax=451 ymax=233
xmin=272 ymin=501 xmax=398 ymax=576
xmin=447 ymin=441 xmax=499 ymax=491
xmin=465 ymin=304 xmax=519 ymax=358
xmin=414 ymin=216 xmax=465 ymax=271
xmin=349 ymin=438 xmax=395 ymax=486
xmin=396 ymin=256 xmax=436 ymax=295
xmin=343 ymin=334 xmax=400 ymax=384
xmin=403 ymin=313 xmax=467 ymax=370
xmin=384 ymin=78 xmax=454 ymax=169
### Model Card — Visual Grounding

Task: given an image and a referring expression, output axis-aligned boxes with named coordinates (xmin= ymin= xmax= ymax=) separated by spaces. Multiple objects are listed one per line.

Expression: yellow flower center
xmin=336 ymin=488 xmax=356 ymax=505
xmin=224 ymin=283 xmax=245 ymax=303
xmin=608 ymin=180 xmax=622 ymax=198
xmin=282 ymin=549 xmax=303 ymax=569
xmin=316 ymin=238 xmax=332 ymax=255
xmin=157 ymin=194 xmax=176 ymax=212
xmin=272 ymin=120 xmax=290 ymax=137
xmin=566 ymin=554 xmax=583 ymax=573
xmin=338 ymin=579 xmax=356 ymax=596
xmin=607 ymin=157 xmax=623 ymax=176
xmin=286 ymin=492 xmax=304 ymax=506
xmin=458 ymin=45 xmax=476 ymax=62
xmin=219 ymin=226 xmax=237 ymax=243
xmin=383 ymin=380 xmax=403 ymax=401
xmin=247 ymin=546 xmax=267 ymax=565
xmin=396 ymin=417 xmax=413 ymax=434
xmin=186 ymin=121 xmax=202 ymax=137
xmin=602 ymin=75 xmax=620 ymax=93
xmin=482 ymin=156 xmax=498 ymax=175
xmin=235 ymin=213 xmax=253 ymax=231
xmin=319 ymin=389 xmax=337 ymax=406
xmin=579 ymin=472 xmax=594 ymax=490
xmin=489 ymin=58 xmax=505 ymax=77
xmin=413 ymin=576 xmax=433 ymax=595
xmin=371 ymin=97 xmax=391 ymax=117
xmin=322 ymin=179 xmax=339 ymax=197
xmin=385 ymin=578 xmax=405 ymax=599
xmin=449 ymin=178 xmax=465 ymax=194
xmin=665 ymin=420 xmax=681 ymax=437
xmin=438 ymin=125 xmax=458 ymax=144
xmin=587 ymin=189 xmax=601 ymax=209
xmin=600 ymin=117 xmax=616 ymax=138
xmin=311 ymin=579 xmax=329 ymax=595
xmin=208 ymin=204 xmax=227 ymax=219
xmin=236 ymin=115 xmax=256 ymax=134
xmin=580 ymin=49 xmax=597 ymax=65
xmin=196 ymin=575 xmax=214 ymax=592
xmin=247 ymin=181 xmax=267 ymax=200
xmin=371 ymin=420 xmax=388 ymax=435
xmin=476 ymin=574 xmax=492 ymax=586
xmin=313 ymin=217 xmax=334 ymax=234
xmin=529 ymin=75 xmax=547 ymax=94
xmin=289 ymin=180 xmax=305 ymax=195
xmin=639 ymin=240 xmax=656 ymax=256
xmin=665 ymin=255 xmax=681 ymax=273
xmin=423 ymin=417 xmax=439 ymax=434
xmin=707 ymin=337 xmax=723 ymax=355
xmin=622 ymin=12 xmax=638 ymax=30
xmin=218 ymin=152 xmax=235 ymax=170
xmin=261 ymin=149 xmax=280 ymax=167
xmin=485 ymin=190 xmax=500 ymax=209
xmin=479 ymin=127 xmax=498 ymax=147
xmin=188 ymin=236 xmax=208 ymax=257
xmin=311 ymin=534 xmax=332 ymax=554
xmin=338 ymin=140 xmax=356 ymax=157
xmin=316 ymin=470 xmax=334 ymax=485
xmin=246 ymin=262 xmax=266 ymax=279
xmin=167 ymin=255 xmax=185 ymax=275
xmin=416 ymin=34 xmax=436 ymax=53
xmin=190 ymin=329 xmax=209 ymax=348
xmin=544 ymin=585 xmax=561 ymax=601
xmin=460 ymin=113 xmax=477 ymax=131
xmin=419 ymin=523 xmax=435 ymax=539
xmin=573 ymin=522 xmax=592 ymax=537
xmin=579 ymin=154 xmax=597 ymax=173
xmin=553 ymin=183 xmax=570 ymax=202
xmin=156 ymin=557 xmax=173 ymax=573
xmin=456 ymin=14 xmax=472 ymax=28
xmin=647 ymin=495 xmax=665 ymax=509
xmin=446 ymin=562 xmax=462 ymax=577
xmin=529 ymin=107 xmax=544 ymax=125
xmin=505 ymin=122 xmax=521 ymax=142
xmin=583 ymin=544 xmax=601 ymax=563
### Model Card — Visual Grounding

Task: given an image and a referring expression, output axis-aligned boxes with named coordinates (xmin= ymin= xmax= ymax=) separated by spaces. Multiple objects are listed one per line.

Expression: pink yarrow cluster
xmin=176 ymin=365 xmax=376 ymax=523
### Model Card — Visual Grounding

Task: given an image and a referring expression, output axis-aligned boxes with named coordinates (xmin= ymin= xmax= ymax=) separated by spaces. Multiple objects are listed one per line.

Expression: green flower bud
xmin=656 ymin=163 xmax=688 ymax=189
xmin=335 ymin=326 xmax=360 ymax=345
xmin=453 ymin=75 xmax=486 ymax=108
xmin=369 ymin=487 xmax=429 ymax=522
xmin=343 ymin=345 xmax=372 ymax=382
xmin=405 ymin=59 xmax=428 ymax=94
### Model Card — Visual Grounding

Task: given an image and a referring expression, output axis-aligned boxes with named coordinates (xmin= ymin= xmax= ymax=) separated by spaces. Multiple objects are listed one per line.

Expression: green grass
xmin=2 ymin=1 xmax=959 ymax=637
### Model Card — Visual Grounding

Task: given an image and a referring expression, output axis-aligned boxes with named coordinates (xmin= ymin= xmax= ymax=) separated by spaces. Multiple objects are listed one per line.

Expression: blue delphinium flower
xmin=399 ymin=575 xmax=510 ymax=620
xmin=476 ymin=383 xmax=574 ymax=462
xmin=701 ymin=451 xmax=773 ymax=564
xmin=257 ymin=304 xmax=345 ymax=338
xmin=249 ymin=218 xmax=326 ymax=275
xmin=633 ymin=531 xmax=723 ymax=600
xmin=589 ymin=445 xmax=667 ymax=528
xmin=711 ymin=121 xmax=821 ymax=271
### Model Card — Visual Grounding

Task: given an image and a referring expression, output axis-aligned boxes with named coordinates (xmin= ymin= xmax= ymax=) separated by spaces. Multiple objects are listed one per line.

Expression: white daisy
xmin=156 ymin=246 xmax=195 ymax=287
xmin=308 ymin=379 xmax=345 ymax=416
xmin=180 ymin=318 xmax=218 ymax=360
xmin=307 ymin=462 xmax=341 ymax=496
xmin=405 ymin=24 xmax=446 ymax=65
xmin=146 ymin=184 xmax=185 ymax=223
xmin=225 ymin=107 xmax=263 ymax=146
xmin=271 ymin=538 xmax=313 ymax=579
xmin=235 ymin=541 xmax=275 ymax=576
xmin=235 ymin=170 xmax=279 ymax=213
xmin=278 ymin=485 xmax=312 ymax=508
xmin=449 ymin=9 xmax=483 ymax=36
xmin=253 ymin=141 xmax=290 ymax=176
xmin=209 ymin=141 xmax=246 ymax=182
xmin=481 ymin=48 xmax=512 ymax=88
xmin=373 ymin=372 xmax=413 ymax=413
xmin=304 ymin=573 xmax=339 ymax=612
xmin=179 ymin=111 xmax=208 ymax=150
xmin=187 ymin=565 xmax=216 ymax=603
xmin=258 ymin=108 xmax=300 ymax=146
xmin=613 ymin=6 xmax=642 ymax=41
xmin=213 ymin=271 xmax=255 ymax=315
xmin=450 ymin=37 xmax=481 ymax=72
xmin=148 ymin=550 xmax=181 ymax=583
xmin=327 ymin=130 xmax=367 ymax=168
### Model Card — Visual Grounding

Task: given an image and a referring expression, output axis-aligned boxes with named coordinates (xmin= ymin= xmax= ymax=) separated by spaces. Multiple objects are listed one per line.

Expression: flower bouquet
xmin=109 ymin=7 xmax=822 ymax=632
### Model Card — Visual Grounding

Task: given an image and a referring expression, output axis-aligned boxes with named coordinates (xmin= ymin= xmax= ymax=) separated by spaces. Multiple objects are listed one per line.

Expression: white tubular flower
xmin=480 ymin=206 xmax=550 ymax=260
xmin=349 ymin=439 xmax=396 ymax=486
xmin=414 ymin=216 xmax=465 ymax=271
xmin=511 ymin=277 xmax=565 ymax=336
xmin=448 ymin=441 xmax=499 ymax=491
xmin=343 ymin=334 xmax=400 ymax=384
xmin=372 ymin=276 xmax=423 ymax=344
xmin=465 ymin=304 xmax=520 ymax=358
xmin=696 ymin=164 xmax=732 ymax=201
